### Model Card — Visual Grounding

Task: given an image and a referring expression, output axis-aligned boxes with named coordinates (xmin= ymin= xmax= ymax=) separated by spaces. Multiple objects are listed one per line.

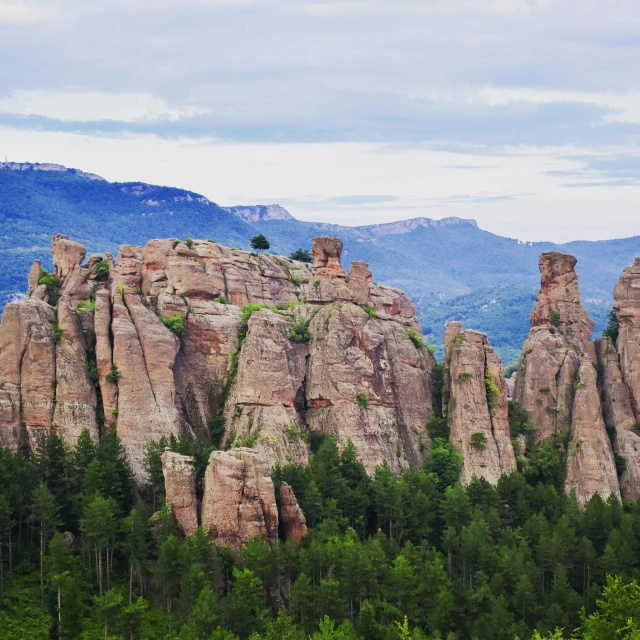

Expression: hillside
xmin=2 ymin=162 xmax=639 ymax=361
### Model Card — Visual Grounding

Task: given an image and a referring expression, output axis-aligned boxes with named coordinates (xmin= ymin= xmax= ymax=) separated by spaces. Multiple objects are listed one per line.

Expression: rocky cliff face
xmin=514 ymin=251 xmax=620 ymax=505
xmin=443 ymin=322 xmax=516 ymax=485
xmin=279 ymin=481 xmax=307 ymax=547
xmin=162 ymin=451 xmax=198 ymax=537
xmin=592 ymin=259 xmax=640 ymax=500
xmin=0 ymin=233 xmax=436 ymax=479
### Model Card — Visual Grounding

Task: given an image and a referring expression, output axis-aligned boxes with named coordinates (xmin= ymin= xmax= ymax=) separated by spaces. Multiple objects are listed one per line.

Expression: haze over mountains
xmin=2 ymin=162 xmax=639 ymax=363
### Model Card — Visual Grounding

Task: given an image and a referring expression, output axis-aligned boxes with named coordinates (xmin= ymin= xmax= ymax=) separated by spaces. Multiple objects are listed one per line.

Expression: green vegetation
xmin=508 ymin=402 xmax=536 ymax=438
xmin=95 ymin=258 xmax=110 ymax=279
xmin=250 ymin=233 xmax=270 ymax=252
xmin=426 ymin=416 xmax=449 ymax=441
xmin=485 ymin=375 xmax=500 ymax=407
xmin=239 ymin=304 xmax=271 ymax=344
xmin=290 ymin=275 xmax=304 ymax=287
xmin=457 ymin=371 xmax=473 ymax=381
xmin=289 ymin=319 xmax=312 ymax=343
xmin=603 ymin=307 xmax=620 ymax=344
xmin=470 ymin=431 xmax=488 ymax=449
xmin=289 ymin=248 xmax=312 ymax=263
xmin=215 ymin=296 xmax=229 ymax=304
xmin=549 ymin=310 xmax=561 ymax=327
xmin=407 ymin=328 xmax=426 ymax=349
xmin=47 ymin=316 xmax=62 ymax=343
xmin=76 ymin=293 xmax=96 ymax=312
xmin=356 ymin=392 xmax=369 ymax=409
xmin=360 ymin=305 xmax=377 ymax=319
xmin=105 ymin=365 xmax=121 ymax=384
xmin=539 ymin=386 xmax=550 ymax=393
xmin=0 ymin=420 xmax=639 ymax=639
xmin=158 ymin=313 xmax=187 ymax=339
xmin=38 ymin=269 xmax=61 ymax=305
xmin=184 ymin=236 xmax=194 ymax=249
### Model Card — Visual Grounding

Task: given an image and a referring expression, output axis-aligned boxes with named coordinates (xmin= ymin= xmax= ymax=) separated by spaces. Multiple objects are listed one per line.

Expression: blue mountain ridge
xmin=1 ymin=163 xmax=638 ymax=364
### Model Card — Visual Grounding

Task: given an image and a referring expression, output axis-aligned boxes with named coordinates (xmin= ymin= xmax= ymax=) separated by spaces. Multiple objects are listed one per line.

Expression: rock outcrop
xmin=592 ymin=259 xmax=640 ymax=500
xmin=162 ymin=451 xmax=198 ymax=536
xmin=202 ymin=449 xmax=279 ymax=552
xmin=565 ymin=358 xmax=620 ymax=507
xmin=443 ymin=323 xmax=516 ymax=485
xmin=0 ymin=233 xmax=436 ymax=478
xmin=51 ymin=234 xmax=86 ymax=280
xmin=279 ymin=481 xmax=307 ymax=546
xmin=515 ymin=251 xmax=620 ymax=505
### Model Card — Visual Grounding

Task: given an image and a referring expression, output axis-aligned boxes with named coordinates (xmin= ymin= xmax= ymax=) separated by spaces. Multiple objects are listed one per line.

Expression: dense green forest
xmin=2 ymin=408 xmax=640 ymax=640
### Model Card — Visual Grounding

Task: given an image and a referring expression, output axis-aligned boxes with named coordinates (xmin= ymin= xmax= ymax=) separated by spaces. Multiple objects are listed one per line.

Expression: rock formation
xmin=592 ymin=259 xmax=640 ymax=500
xmin=202 ymin=448 xmax=279 ymax=551
xmin=443 ymin=323 xmax=516 ymax=485
xmin=279 ymin=481 xmax=307 ymax=546
xmin=0 ymin=233 xmax=437 ymax=478
xmin=162 ymin=450 xmax=198 ymax=536
xmin=515 ymin=251 xmax=620 ymax=505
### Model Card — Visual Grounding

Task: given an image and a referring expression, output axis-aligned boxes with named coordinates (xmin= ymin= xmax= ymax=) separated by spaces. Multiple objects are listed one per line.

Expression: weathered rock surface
xmin=0 ymin=234 xmax=436 ymax=480
xmin=514 ymin=252 xmax=595 ymax=442
xmin=311 ymin=236 xmax=346 ymax=278
xmin=223 ymin=309 xmax=309 ymax=466
xmin=162 ymin=451 xmax=198 ymax=536
xmin=444 ymin=322 xmax=516 ymax=485
xmin=52 ymin=298 xmax=98 ymax=444
xmin=515 ymin=251 xmax=621 ymax=506
xmin=279 ymin=481 xmax=307 ymax=546
xmin=614 ymin=257 xmax=640 ymax=420
xmin=565 ymin=358 xmax=620 ymax=506
xmin=51 ymin=234 xmax=86 ymax=280
xmin=202 ymin=449 xmax=279 ymax=552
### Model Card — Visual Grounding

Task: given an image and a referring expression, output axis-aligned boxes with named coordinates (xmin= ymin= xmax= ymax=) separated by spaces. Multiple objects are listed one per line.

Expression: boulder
xmin=347 ymin=261 xmax=372 ymax=305
xmin=202 ymin=449 xmax=278 ymax=552
xmin=279 ymin=481 xmax=307 ymax=546
xmin=51 ymin=234 xmax=86 ymax=280
xmin=311 ymin=236 xmax=346 ymax=278
xmin=162 ymin=451 xmax=198 ymax=536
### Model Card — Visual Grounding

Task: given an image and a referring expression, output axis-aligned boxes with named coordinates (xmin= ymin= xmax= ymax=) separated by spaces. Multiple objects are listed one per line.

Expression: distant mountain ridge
xmin=2 ymin=161 xmax=639 ymax=362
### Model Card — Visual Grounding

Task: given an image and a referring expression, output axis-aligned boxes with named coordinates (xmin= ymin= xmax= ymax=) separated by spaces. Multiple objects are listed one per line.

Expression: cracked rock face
xmin=443 ymin=322 xmax=516 ymax=485
xmin=0 ymin=234 xmax=436 ymax=482
xmin=515 ymin=251 xmax=620 ymax=506
xmin=279 ymin=481 xmax=307 ymax=547
xmin=514 ymin=252 xmax=595 ymax=443
xmin=202 ymin=448 xmax=279 ymax=552
xmin=162 ymin=450 xmax=198 ymax=537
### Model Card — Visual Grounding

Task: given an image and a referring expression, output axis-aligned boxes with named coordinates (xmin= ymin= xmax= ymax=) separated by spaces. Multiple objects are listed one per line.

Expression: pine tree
xmin=0 ymin=494 xmax=14 ymax=603
xmin=29 ymin=482 xmax=61 ymax=604
xmin=250 ymin=234 xmax=270 ymax=253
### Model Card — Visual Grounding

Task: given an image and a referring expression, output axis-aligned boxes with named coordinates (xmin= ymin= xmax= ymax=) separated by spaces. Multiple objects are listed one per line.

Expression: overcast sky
xmin=1 ymin=0 xmax=639 ymax=242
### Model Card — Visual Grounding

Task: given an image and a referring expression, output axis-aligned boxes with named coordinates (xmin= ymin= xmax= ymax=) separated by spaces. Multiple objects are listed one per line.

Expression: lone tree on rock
xmin=250 ymin=234 xmax=270 ymax=253
xmin=289 ymin=248 xmax=312 ymax=263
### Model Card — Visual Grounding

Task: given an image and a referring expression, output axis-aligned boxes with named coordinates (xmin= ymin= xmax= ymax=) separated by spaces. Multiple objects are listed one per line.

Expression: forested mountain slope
xmin=2 ymin=163 xmax=639 ymax=361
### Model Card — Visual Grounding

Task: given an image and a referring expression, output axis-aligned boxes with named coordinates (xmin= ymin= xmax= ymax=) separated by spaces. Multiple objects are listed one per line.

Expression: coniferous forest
xmin=2 ymin=406 xmax=640 ymax=640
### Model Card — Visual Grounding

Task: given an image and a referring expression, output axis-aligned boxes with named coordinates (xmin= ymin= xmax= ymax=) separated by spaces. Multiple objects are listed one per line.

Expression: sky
xmin=0 ymin=0 xmax=639 ymax=242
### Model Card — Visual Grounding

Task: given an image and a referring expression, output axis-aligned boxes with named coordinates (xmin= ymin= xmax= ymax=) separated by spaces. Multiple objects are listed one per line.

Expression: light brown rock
xmin=202 ymin=448 xmax=278 ymax=552
xmin=51 ymin=234 xmax=86 ymax=280
xmin=94 ymin=290 xmax=118 ymax=422
xmin=514 ymin=252 xmax=594 ymax=442
xmin=614 ymin=257 xmax=640 ymax=420
xmin=565 ymin=358 xmax=620 ymax=507
xmin=312 ymin=236 xmax=346 ymax=278
xmin=305 ymin=304 xmax=434 ymax=473
xmin=162 ymin=450 xmax=198 ymax=536
xmin=223 ymin=309 xmax=309 ymax=466
xmin=280 ymin=481 xmax=307 ymax=546
xmin=52 ymin=298 xmax=98 ymax=444
xmin=28 ymin=260 xmax=41 ymax=295
xmin=444 ymin=323 xmax=516 ymax=485
xmin=347 ymin=261 xmax=372 ymax=305
xmin=111 ymin=292 xmax=181 ymax=479
xmin=0 ymin=299 xmax=55 ymax=450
